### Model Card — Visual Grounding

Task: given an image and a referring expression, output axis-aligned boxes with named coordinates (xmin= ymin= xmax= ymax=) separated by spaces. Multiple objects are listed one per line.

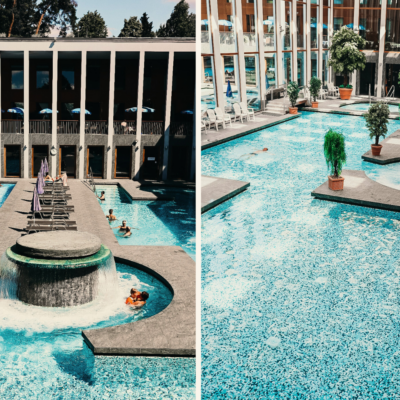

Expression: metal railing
xmin=58 ymin=120 xmax=79 ymax=134
xmin=142 ymin=121 xmax=164 ymax=135
xmin=219 ymin=31 xmax=236 ymax=53
xmin=1 ymin=120 xmax=23 ymax=134
xmin=29 ymin=120 xmax=51 ymax=134
xmin=243 ymin=32 xmax=257 ymax=52
xmin=170 ymin=121 xmax=193 ymax=136
xmin=113 ymin=120 xmax=136 ymax=135
xmin=263 ymin=33 xmax=275 ymax=50
xmin=85 ymin=121 xmax=108 ymax=135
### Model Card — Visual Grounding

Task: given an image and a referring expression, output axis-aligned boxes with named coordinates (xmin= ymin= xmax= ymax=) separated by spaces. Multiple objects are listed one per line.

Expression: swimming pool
xmin=341 ymin=102 xmax=399 ymax=113
xmin=202 ymin=112 xmax=400 ymax=398
xmin=0 ymin=184 xmax=14 ymax=208
xmin=0 ymin=261 xmax=195 ymax=399
xmin=96 ymin=185 xmax=195 ymax=259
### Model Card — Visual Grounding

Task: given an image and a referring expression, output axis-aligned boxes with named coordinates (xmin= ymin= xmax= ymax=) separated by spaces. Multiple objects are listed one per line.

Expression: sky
xmin=75 ymin=0 xmax=196 ymax=37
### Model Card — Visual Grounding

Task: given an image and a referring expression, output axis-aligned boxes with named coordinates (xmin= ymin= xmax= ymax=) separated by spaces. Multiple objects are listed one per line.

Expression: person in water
xmin=123 ymin=226 xmax=132 ymax=237
xmin=113 ymin=220 xmax=129 ymax=232
xmin=98 ymin=191 xmax=105 ymax=201
xmin=240 ymin=148 xmax=268 ymax=159
xmin=125 ymin=288 xmax=149 ymax=308
xmin=106 ymin=209 xmax=117 ymax=221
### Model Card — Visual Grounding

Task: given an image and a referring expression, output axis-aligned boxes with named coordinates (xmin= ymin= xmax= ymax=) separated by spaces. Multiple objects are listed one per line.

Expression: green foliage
xmin=339 ymin=84 xmax=353 ymax=89
xmin=119 ymin=16 xmax=142 ymax=38
xmin=328 ymin=26 xmax=366 ymax=86
xmin=73 ymin=10 xmax=108 ymax=38
xmin=309 ymin=76 xmax=321 ymax=102
xmin=157 ymin=0 xmax=195 ymax=37
xmin=363 ymin=102 xmax=390 ymax=146
xmin=287 ymin=81 xmax=300 ymax=107
xmin=140 ymin=12 xmax=155 ymax=37
xmin=324 ymin=129 xmax=347 ymax=178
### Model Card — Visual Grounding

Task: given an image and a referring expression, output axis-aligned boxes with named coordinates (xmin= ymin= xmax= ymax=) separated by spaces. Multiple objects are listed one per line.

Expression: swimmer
xmin=240 ymin=148 xmax=268 ymax=159
xmin=123 ymin=226 xmax=132 ymax=237
xmin=106 ymin=209 xmax=117 ymax=221
xmin=113 ymin=220 xmax=129 ymax=232
xmin=125 ymin=288 xmax=149 ymax=308
xmin=98 ymin=191 xmax=105 ymax=201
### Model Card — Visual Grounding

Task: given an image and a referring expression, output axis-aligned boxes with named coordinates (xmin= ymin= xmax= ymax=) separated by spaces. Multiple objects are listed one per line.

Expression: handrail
xmin=387 ymin=85 xmax=395 ymax=98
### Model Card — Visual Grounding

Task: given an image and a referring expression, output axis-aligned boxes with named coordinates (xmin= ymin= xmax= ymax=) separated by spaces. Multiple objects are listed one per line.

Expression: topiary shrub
xmin=309 ymin=76 xmax=322 ymax=102
xmin=364 ymin=102 xmax=390 ymax=146
xmin=328 ymin=26 xmax=366 ymax=86
xmin=287 ymin=81 xmax=300 ymax=107
xmin=324 ymin=129 xmax=346 ymax=178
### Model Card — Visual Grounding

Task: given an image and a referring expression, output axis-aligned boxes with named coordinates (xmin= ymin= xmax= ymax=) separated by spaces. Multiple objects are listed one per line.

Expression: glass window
xmin=245 ymin=55 xmax=260 ymax=110
xmin=222 ymin=55 xmax=240 ymax=109
xmin=61 ymin=70 xmax=75 ymax=90
xmin=360 ymin=0 xmax=380 ymax=7
xmin=5 ymin=145 xmax=21 ymax=177
xmin=311 ymin=6 xmax=318 ymax=48
xmin=322 ymin=51 xmax=329 ymax=85
xmin=36 ymin=70 xmax=49 ymax=89
xmin=242 ymin=0 xmax=258 ymax=52
xmin=265 ymin=53 xmax=277 ymax=89
xmin=201 ymin=0 xmax=213 ymax=54
xmin=333 ymin=8 xmax=354 ymax=32
xmin=87 ymin=65 xmax=101 ymax=90
xmin=282 ymin=1 xmax=292 ymax=51
xmin=385 ymin=10 xmax=400 ymax=51
xmin=202 ymin=56 xmax=216 ymax=111
xmin=333 ymin=0 xmax=354 ymax=5
xmin=11 ymin=68 xmax=23 ymax=90
xmin=218 ymin=0 xmax=237 ymax=53
xmin=311 ymin=0 xmax=319 ymax=4
xmin=359 ymin=9 xmax=381 ymax=50
xmin=297 ymin=51 xmax=306 ymax=86
xmin=323 ymin=8 xmax=330 ymax=49
xmin=387 ymin=0 xmax=400 ymax=7
xmin=282 ymin=52 xmax=292 ymax=83
xmin=297 ymin=3 xmax=306 ymax=50
xmin=323 ymin=0 xmax=330 ymax=5
xmin=311 ymin=51 xmax=318 ymax=78
xmin=263 ymin=0 xmax=275 ymax=51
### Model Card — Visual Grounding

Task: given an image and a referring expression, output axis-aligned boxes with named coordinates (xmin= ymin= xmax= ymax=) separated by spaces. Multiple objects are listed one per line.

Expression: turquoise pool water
xmin=96 ymin=185 xmax=195 ymax=259
xmin=341 ymin=102 xmax=399 ymax=113
xmin=202 ymin=112 xmax=400 ymax=398
xmin=0 ymin=184 xmax=14 ymax=207
xmin=0 ymin=262 xmax=195 ymax=399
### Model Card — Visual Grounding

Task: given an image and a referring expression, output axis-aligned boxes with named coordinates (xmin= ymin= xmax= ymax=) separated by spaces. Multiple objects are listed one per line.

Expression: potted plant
xmin=324 ymin=129 xmax=346 ymax=191
xmin=287 ymin=81 xmax=300 ymax=114
xmin=364 ymin=102 xmax=390 ymax=156
xmin=309 ymin=76 xmax=321 ymax=108
xmin=328 ymin=26 xmax=366 ymax=100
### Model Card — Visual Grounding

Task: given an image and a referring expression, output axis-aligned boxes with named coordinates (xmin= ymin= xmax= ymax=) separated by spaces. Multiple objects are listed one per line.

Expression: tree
xmin=118 ymin=16 xmax=142 ymax=38
xmin=1 ymin=0 xmax=40 ymax=37
xmin=140 ymin=12 xmax=155 ymax=37
xmin=157 ymin=0 xmax=195 ymax=38
xmin=364 ymin=102 xmax=390 ymax=146
xmin=73 ymin=10 xmax=108 ymax=38
xmin=324 ymin=129 xmax=346 ymax=178
xmin=328 ymin=26 xmax=366 ymax=86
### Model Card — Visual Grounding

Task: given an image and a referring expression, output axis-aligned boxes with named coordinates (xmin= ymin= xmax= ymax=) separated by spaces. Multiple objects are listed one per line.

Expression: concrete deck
xmin=311 ymin=170 xmax=400 ymax=212
xmin=362 ymin=130 xmax=400 ymax=164
xmin=0 ymin=178 xmax=195 ymax=357
xmin=201 ymin=175 xmax=250 ymax=213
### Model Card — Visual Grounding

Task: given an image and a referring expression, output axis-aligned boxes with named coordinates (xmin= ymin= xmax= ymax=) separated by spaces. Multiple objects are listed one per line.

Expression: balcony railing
xmin=201 ymin=31 xmax=212 ymax=54
xmin=170 ymin=122 xmax=193 ymax=137
xmin=263 ymin=33 xmax=275 ymax=51
xmin=85 ymin=121 xmax=108 ymax=135
xmin=114 ymin=120 xmax=136 ymax=135
xmin=58 ymin=120 xmax=79 ymax=134
xmin=30 ymin=120 xmax=51 ymax=134
xmin=220 ymin=31 xmax=236 ymax=53
xmin=1 ymin=120 xmax=23 ymax=134
xmin=142 ymin=121 xmax=164 ymax=135
xmin=243 ymin=32 xmax=258 ymax=52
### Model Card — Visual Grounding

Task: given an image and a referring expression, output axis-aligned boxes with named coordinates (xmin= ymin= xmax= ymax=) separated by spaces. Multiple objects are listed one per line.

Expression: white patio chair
xmin=233 ymin=103 xmax=248 ymax=123
xmin=327 ymin=82 xmax=340 ymax=97
xmin=240 ymin=102 xmax=255 ymax=121
xmin=206 ymin=109 xmax=224 ymax=131
xmin=201 ymin=120 xmax=207 ymax=134
xmin=214 ymin=107 xmax=232 ymax=128
xmin=318 ymin=88 xmax=328 ymax=100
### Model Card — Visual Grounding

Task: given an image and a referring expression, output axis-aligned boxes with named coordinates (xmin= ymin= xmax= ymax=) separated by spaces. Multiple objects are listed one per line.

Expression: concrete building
xmin=201 ymin=0 xmax=399 ymax=112
xmin=0 ymin=37 xmax=195 ymax=181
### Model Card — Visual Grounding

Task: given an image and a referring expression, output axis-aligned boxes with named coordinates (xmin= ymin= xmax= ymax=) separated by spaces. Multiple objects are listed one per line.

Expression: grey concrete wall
xmin=1 ymin=134 xmax=24 ymax=178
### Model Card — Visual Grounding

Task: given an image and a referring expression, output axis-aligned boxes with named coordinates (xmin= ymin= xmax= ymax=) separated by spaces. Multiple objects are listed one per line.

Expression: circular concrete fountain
xmin=5 ymin=231 xmax=112 ymax=307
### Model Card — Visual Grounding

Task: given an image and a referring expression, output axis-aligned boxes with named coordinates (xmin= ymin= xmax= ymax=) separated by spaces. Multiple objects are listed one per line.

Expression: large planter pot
xmin=328 ymin=175 xmax=345 ymax=191
xmin=289 ymin=107 xmax=298 ymax=114
xmin=371 ymin=144 xmax=382 ymax=156
xmin=312 ymin=102 xmax=318 ymax=108
xmin=339 ymin=88 xmax=353 ymax=100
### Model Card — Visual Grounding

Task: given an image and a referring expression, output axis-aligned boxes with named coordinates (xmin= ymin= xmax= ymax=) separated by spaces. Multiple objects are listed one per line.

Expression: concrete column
xmin=23 ymin=50 xmax=29 ymax=178
xmin=210 ymin=0 xmax=225 ymax=108
xmin=377 ymin=0 xmax=387 ymax=98
xmin=51 ymin=50 xmax=57 ymax=177
xmin=352 ymin=0 xmax=360 ymax=93
xmin=107 ymin=50 xmax=116 ymax=180
xmin=235 ymin=0 xmax=248 ymax=102
xmin=306 ymin=0 xmax=311 ymax=84
xmin=329 ymin=2 xmax=333 ymax=83
xmin=162 ymin=51 xmax=174 ymax=182
xmin=0 ymin=52 xmax=2 ymax=176
xmin=190 ymin=85 xmax=196 ymax=182
xmin=318 ymin=2 xmax=323 ymax=80
xmin=257 ymin=0 xmax=266 ymax=105
xmin=292 ymin=0 xmax=298 ymax=84
xmin=276 ymin=0 xmax=284 ymax=85
xmin=79 ymin=51 xmax=87 ymax=179
xmin=134 ymin=50 xmax=145 ymax=180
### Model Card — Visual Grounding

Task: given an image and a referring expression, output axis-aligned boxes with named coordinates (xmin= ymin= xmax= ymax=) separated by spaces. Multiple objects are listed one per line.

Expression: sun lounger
xmin=206 ymin=109 xmax=224 ymax=131
xmin=233 ymin=103 xmax=248 ymax=123
xmin=240 ymin=102 xmax=255 ymax=121
xmin=26 ymin=224 xmax=77 ymax=234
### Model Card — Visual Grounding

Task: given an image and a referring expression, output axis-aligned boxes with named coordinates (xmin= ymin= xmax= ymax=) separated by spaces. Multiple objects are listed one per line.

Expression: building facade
xmin=0 ymin=38 xmax=195 ymax=181
xmin=201 ymin=0 xmax=399 ymax=113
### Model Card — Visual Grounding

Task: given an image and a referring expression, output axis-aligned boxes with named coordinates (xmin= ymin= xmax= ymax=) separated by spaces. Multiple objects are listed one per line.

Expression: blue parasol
xmin=71 ymin=108 xmax=91 ymax=115
xmin=226 ymin=80 xmax=233 ymax=98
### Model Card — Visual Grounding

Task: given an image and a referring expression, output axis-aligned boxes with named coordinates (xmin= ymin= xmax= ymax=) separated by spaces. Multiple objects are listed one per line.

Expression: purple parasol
xmin=41 ymin=160 xmax=44 ymax=175
xmin=31 ymin=187 xmax=41 ymax=212
xmin=36 ymin=172 xmax=44 ymax=195
xmin=44 ymin=158 xmax=49 ymax=174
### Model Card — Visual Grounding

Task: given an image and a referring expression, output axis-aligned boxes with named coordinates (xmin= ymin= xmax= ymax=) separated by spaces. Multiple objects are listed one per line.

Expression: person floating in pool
xmin=240 ymin=148 xmax=268 ymax=159
xmin=106 ymin=209 xmax=117 ymax=221
xmin=125 ymin=288 xmax=149 ymax=308
xmin=97 ymin=191 xmax=105 ymax=201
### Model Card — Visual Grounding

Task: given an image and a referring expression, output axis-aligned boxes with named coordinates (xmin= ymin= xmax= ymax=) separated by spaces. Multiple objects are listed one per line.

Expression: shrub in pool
xmin=287 ymin=81 xmax=300 ymax=108
xmin=324 ymin=129 xmax=346 ymax=178
xmin=364 ymin=102 xmax=389 ymax=151
xmin=309 ymin=76 xmax=322 ymax=103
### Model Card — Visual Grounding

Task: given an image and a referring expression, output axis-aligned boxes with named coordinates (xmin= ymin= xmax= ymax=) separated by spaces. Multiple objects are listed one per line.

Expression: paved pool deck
xmin=361 ymin=130 xmax=400 ymax=164
xmin=311 ymin=169 xmax=400 ymax=212
xmin=0 ymin=178 xmax=195 ymax=357
xmin=201 ymin=175 xmax=250 ymax=213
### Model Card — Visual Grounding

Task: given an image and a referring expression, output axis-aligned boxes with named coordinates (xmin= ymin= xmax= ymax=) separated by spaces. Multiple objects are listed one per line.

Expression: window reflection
xmin=201 ymin=0 xmax=212 ymax=54
xmin=222 ymin=55 xmax=240 ymax=109
xmin=297 ymin=51 xmax=306 ymax=86
xmin=265 ymin=53 xmax=277 ymax=89
xmin=242 ymin=0 xmax=258 ymax=52
xmin=297 ymin=3 xmax=306 ymax=50
xmin=359 ymin=9 xmax=381 ymax=50
xmin=282 ymin=0 xmax=292 ymax=51
xmin=218 ymin=0 xmax=237 ymax=53
xmin=245 ymin=55 xmax=260 ymax=110
xmin=311 ymin=51 xmax=318 ymax=78
xmin=333 ymin=8 xmax=354 ymax=32
xmin=263 ymin=0 xmax=275 ymax=51
xmin=311 ymin=6 xmax=318 ymax=48
xmin=201 ymin=56 xmax=216 ymax=111
xmin=283 ymin=52 xmax=292 ymax=83
xmin=385 ymin=10 xmax=400 ymax=51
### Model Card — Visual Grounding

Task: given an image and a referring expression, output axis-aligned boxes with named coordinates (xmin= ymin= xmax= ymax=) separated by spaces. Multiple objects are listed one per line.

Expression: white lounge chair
xmin=233 ymin=103 xmax=248 ymax=123
xmin=240 ymin=102 xmax=255 ymax=121
xmin=201 ymin=120 xmax=207 ymax=134
xmin=214 ymin=107 xmax=232 ymax=128
xmin=206 ymin=109 xmax=224 ymax=131
xmin=318 ymin=88 xmax=328 ymax=100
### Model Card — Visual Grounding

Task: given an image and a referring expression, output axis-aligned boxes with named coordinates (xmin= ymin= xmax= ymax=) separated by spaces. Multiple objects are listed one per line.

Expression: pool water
xmin=341 ymin=102 xmax=399 ymax=113
xmin=96 ymin=185 xmax=195 ymax=260
xmin=202 ymin=112 xmax=400 ymax=398
xmin=0 ymin=184 xmax=14 ymax=208
xmin=0 ymin=262 xmax=195 ymax=399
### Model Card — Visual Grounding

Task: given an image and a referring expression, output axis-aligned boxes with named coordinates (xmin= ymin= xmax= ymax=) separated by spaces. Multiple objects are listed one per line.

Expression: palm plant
xmin=309 ymin=76 xmax=321 ymax=102
xmin=364 ymin=102 xmax=390 ymax=146
xmin=324 ymin=129 xmax=346 ymax=178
